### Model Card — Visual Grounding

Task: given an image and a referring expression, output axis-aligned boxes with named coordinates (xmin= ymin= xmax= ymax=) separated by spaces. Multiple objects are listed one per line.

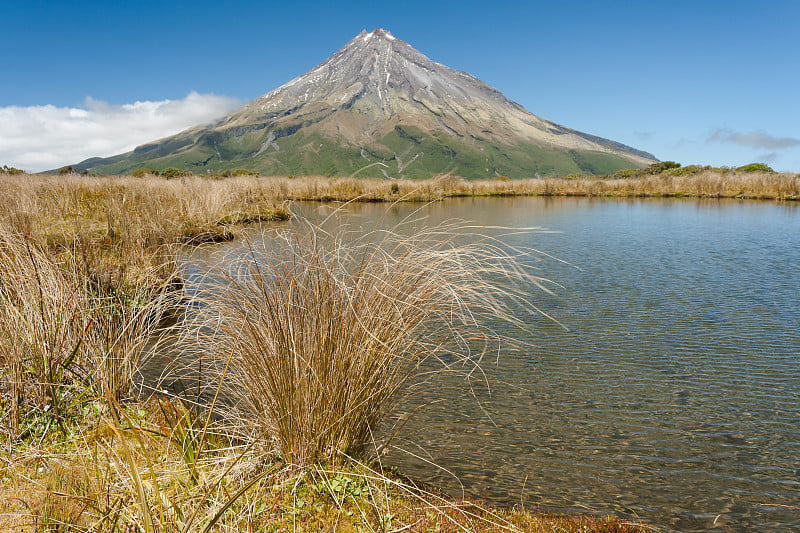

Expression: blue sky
xmin=2 ymin=0 xmax=799 ymax=172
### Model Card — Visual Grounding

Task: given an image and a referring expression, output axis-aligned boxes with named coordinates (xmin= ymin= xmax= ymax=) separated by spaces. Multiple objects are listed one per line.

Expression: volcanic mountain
xmin=76 ymin=28 xmax=656 ymax=178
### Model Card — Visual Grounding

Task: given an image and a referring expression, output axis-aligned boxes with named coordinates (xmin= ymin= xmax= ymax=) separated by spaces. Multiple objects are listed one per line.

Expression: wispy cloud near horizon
xmin=0 ymin=92 xmax=241 ymax=172
xmin=707 ymin=128 xmax=800 ymax=150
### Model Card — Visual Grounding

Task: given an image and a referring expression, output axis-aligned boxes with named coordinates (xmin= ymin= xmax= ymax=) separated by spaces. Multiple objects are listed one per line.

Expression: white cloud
xmin=0 ymin=92 xmax=241 ymax=172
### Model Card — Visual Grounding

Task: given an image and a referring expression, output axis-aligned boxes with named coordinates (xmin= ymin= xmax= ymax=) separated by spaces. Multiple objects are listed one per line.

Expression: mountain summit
xmin=77 ymin=28 xmax=656 ymax=178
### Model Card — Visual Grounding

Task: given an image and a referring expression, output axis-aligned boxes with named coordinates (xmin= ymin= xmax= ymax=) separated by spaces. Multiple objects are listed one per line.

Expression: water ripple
xmin=372 ymin=198 xmax=800 ymax=533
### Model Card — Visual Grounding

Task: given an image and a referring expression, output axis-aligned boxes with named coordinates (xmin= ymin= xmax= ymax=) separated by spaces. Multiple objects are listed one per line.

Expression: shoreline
xmin=0 ymin=397 xmax=655 ymax=532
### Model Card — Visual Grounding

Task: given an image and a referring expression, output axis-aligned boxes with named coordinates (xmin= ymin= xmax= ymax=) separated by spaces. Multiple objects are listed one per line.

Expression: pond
xmin=176 ymin=197 xmax=800 ymax=532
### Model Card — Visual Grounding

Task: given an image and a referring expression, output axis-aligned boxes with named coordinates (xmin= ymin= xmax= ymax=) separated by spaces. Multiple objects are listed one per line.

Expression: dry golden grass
xmin=0 ymin=174 xmax=291 ymax=240
xmin=0 ymin=174 xmax=290 ymax=291
xmin=240 ymin=170 xmax=799 ymax=201
xmin=0 ymin=170 xmax=793 ymax=285
xmin=186 ymin=212 xmax=549 ymax=467
xmin=0 ymin=223 xmax=177 ymax=433
xmin=3 ymin=170 xmax=797 ymax=242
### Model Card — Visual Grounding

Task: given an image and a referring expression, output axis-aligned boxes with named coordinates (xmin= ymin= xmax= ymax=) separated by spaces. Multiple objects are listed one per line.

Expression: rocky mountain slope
xmin=75 ymin=28 xmax=656 ymax=178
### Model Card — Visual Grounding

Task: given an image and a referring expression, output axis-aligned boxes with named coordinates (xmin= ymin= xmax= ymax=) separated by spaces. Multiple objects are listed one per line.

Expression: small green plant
xmin=160 ymin=167 xmax=187 ymax=179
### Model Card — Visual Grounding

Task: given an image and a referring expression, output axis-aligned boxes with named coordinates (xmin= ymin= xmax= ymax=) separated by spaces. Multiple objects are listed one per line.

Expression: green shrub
xmin=58 ymin=165 xmax=76 ymax=175
xmin=1 ymin=164 xmax=26 ymax=175
xmin=664 ymin=164 xmax=706 ymax=177
xmin=160 ymin=167 xmax=188 ymax=179
xmin=736 ymin=162 xmax=775 ymax=173
xmin=644 ymin=161 xmax=681 ymax=175
xmin=611 ymin=168 xmax=640 ymax=179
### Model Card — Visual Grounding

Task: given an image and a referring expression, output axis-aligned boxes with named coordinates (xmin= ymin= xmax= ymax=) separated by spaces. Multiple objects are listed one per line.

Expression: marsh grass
xmin=2 ymin=170 xmax=796 ymax=252
xmin=185 ymin=207 xmax=552 ymax=467
xmin=0 ymin=173 xmax=289 ymax=431
xmin=0 ymin=226 xmax=92 ymax=430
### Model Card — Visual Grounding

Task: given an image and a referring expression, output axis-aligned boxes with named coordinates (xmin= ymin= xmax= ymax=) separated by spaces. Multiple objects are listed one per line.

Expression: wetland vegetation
xmin=0 ymin=164 xmax=796 ymax=531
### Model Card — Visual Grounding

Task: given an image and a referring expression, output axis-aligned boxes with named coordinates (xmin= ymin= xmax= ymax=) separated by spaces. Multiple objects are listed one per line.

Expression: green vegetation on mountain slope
xmin=76 ymin=126 xmax=642 ymax=179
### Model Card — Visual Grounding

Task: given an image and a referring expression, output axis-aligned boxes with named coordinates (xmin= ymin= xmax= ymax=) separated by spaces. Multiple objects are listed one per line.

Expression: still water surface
xmin=182 ymin=198 xmax=800 ymax=532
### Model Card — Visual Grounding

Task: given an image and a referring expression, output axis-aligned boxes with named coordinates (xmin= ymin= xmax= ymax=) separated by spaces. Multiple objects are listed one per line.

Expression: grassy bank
xmin=0 ymin=173 xmax=291 ymax=244
xmin=261 ymin=168 xmax=799 ymax=202
xmin=0 ymin=174 xmax=290 ymax=301
xmin=0 ymin=398 xmax=651 ymax=532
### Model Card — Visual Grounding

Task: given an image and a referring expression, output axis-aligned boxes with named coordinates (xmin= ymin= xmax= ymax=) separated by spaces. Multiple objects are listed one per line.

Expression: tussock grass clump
xmin=190 ymin=210 xmax=548 ymax=467
xmin=0 ymin=224 xmax=177 ymax=434
xmin=0 ymin=226 xmax=86 ymax=429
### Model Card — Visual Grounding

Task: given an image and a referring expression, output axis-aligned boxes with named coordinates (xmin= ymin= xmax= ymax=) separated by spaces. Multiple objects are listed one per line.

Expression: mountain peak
xmin=369 ymin=28 xmax=396 ymax=40
xmin=357 ymin=28 xmax=397 ymax=41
